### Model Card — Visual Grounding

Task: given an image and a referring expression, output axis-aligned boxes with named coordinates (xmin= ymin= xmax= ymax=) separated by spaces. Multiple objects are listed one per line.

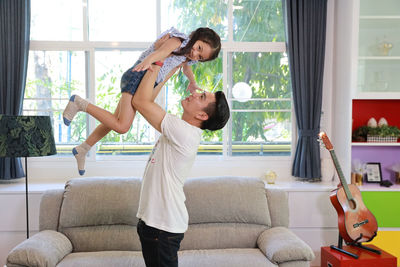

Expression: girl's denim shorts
xmin=120 ymin=61 xmax=158 ymax=95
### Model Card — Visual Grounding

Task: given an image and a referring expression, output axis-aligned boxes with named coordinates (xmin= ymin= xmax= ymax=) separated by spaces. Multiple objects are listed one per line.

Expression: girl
xmin=62 ymin=27 xmax=221 ymax=175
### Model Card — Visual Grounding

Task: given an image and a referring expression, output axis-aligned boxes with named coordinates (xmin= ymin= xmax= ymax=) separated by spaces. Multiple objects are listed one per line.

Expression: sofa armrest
xmin=257 ymin=227 xmax=314 ymax=264
xmin=7 ymin=230 xmax=72 ymax=267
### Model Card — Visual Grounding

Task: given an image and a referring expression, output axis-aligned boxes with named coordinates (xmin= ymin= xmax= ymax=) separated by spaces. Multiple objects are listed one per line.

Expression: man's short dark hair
xmin=201 ymin=91 xmax=230 ymax=131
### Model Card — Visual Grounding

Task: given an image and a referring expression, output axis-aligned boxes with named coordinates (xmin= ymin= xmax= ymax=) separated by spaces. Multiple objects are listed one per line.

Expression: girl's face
xmin=188 ymin=40 xmax=213 ymax=62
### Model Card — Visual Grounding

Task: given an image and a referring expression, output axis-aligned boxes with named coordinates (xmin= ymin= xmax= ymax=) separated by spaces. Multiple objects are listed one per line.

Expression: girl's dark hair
xmin=172 ymin=27 xmax=221 ymax=62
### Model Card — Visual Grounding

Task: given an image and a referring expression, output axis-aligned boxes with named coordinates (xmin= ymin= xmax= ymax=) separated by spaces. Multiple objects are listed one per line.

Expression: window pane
xmin=233 ymin=0 xmax=284 ymax=42
xmin=24 ymin=51 xmax=86 ymax=155
xmin=94 ymin=50 xmax=156 ymax=156
xmin=231 ymin=112 xmax=291 ymax=156
xmin=162 ymin=0 xmax=228 ymax=41
xmin=31 ymin=0 xmax=83 ymax=41
xmin=89 ymin=0 xmax=156 ymax=41
xmin=229 ymin=51 xmax=291 ymax=156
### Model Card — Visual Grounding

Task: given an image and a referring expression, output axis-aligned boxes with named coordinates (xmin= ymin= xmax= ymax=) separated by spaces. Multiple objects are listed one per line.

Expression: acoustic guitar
xmin=319 ymin=132 xmax=378 ymax=244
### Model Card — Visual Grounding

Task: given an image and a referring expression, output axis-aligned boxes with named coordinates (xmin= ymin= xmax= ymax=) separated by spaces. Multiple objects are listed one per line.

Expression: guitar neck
xmin=329 ymin=149 xmax=353 ymax=201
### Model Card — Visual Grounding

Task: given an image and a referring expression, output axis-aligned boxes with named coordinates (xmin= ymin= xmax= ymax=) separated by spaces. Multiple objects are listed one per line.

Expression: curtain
xmin=282 ymin=0 xmax=327 ymax=180
xmin=0 ymin=0 xmax=31 ymax=180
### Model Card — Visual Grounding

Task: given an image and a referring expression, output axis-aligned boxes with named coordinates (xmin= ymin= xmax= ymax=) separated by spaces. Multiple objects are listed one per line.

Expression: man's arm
xmin=151 ymin=66 xmax=180 ymax=102
xmin=132 ymin=64 xmax=165 ymax=133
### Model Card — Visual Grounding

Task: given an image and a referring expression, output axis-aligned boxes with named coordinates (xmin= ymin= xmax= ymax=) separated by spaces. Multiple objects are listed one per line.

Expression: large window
xmin=26 ymin=0 xmax=291 ymax=159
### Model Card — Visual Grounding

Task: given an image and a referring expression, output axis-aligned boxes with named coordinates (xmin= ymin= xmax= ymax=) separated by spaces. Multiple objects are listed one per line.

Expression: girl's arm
xmin=132 ymin=37 xmax=182 ymax=72
xmin=182 ymin=63 xmax=201 ymax=93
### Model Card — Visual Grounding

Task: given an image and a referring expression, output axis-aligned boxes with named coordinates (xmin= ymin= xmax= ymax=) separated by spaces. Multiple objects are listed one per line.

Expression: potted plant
xmin=352 ymin=125 xmax=400 ymax=142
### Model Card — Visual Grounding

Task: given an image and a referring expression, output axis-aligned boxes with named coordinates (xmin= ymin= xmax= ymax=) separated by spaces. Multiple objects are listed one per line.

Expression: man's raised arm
xmin=131 ymin=64 xmax=166 ymax=133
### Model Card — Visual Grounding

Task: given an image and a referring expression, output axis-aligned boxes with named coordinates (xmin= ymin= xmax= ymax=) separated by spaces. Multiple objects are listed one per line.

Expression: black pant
xmin=137 ymin=219 xmax=184 ymax=267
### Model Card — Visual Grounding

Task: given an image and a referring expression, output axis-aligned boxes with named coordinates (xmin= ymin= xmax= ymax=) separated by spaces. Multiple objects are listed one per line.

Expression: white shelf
xmin=352 ymin=142 xmax=400 ymax=146
xmin=359 ymin=56 xmax=400 ymax=60
xmin=353 ymin=92 xmax=400 ymax=99
xmin=359 ymin=183 xmax=400 ymax=191
xmin=360 ymin=16 xmax=400 ymax=19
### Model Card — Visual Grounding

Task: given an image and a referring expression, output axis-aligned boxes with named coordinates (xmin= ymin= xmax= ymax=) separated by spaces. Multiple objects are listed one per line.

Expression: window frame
xmin=27 ymin=0 xmax=295 ymax=164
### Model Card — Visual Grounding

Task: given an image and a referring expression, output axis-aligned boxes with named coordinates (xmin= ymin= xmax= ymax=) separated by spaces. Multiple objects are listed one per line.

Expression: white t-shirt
xmin=136 ymin=113 xmax=202 ymax=233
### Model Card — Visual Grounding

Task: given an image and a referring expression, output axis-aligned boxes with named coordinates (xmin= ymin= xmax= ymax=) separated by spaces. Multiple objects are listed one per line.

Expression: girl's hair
xmin=172 ymin=27 xmax=221 ymax=62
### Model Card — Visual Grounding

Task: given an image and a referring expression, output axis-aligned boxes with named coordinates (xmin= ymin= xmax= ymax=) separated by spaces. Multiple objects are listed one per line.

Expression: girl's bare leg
xmin=63 ymin=93 xmax=135 ymax=134
xmin=69 ymin=94 xmax=136 ymax=175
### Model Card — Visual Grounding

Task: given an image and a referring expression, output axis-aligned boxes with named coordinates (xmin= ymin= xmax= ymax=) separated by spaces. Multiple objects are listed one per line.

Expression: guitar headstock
xmin=319 ymin=131 xmax=333 ymax=150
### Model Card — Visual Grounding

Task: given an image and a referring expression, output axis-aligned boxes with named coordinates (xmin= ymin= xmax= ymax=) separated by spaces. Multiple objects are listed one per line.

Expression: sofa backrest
xmin=39 ymin=176 xmax=285 ymax=252
xmin=58 ymin=177 xmax=142 ymax=252
xmin=181 ymin=176 xmax=271 ymax=250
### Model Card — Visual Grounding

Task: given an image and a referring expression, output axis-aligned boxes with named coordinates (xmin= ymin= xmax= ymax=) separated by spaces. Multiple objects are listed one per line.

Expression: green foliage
xmin=353 ymin=125 xmax=400 ymax=141
xmin=170 ymin=0 xmax=290 ymax=143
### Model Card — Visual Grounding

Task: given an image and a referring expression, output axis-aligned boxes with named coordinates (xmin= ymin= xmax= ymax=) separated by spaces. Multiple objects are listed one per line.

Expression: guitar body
xmin=330 ymin=184 xmax=378 ymax=243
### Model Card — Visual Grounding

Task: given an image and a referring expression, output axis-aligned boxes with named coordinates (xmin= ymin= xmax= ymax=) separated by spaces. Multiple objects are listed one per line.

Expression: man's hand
xmin=187 ymin=81 xmax=202 ymax=94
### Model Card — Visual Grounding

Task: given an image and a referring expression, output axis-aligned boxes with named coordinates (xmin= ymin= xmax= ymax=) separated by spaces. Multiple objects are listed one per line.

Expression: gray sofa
xmin=7 ymin=176 xmax=314 ymax=267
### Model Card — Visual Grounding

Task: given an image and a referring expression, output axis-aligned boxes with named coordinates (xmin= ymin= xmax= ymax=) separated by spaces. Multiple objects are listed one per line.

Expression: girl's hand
xmin=132 ymin=59 xmax=153 ymax=72
xmin=187 ymin=81 xmax=202 ymax=94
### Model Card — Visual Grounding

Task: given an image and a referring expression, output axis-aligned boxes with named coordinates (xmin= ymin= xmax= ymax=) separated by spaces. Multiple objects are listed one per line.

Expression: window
xmin=26 ymin=0 xmax=291 ymax=159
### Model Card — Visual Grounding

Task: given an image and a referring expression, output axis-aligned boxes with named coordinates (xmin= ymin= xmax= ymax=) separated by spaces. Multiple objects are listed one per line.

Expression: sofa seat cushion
xmin=57 ymin=251 xmax=145 ymax=267
xmin=178 ymin=248 xmax=278 ymax=267
xmin=56 ymin=249 xmax=276 ymax=267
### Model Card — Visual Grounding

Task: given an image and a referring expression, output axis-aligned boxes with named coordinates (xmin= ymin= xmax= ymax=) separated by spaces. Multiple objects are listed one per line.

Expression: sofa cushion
xmin=58 ymin=177 xmax=142 ymax=252
xmin=57 ymin=249 xmax=277 ymax=267
xmin=184 ymin=177 xmax=271 ymax=226
xmin=62 ymin=225 xmax=141 ymax=252
xmin=57 ymin=251 xmax=145 ymax=267
xmin=59 ymin=177 xmax=141 ymax=228
xmin=181 ymin=223 xmax=267 ymax=250
xmin=179 ymin=248 xmax=277 ymax=267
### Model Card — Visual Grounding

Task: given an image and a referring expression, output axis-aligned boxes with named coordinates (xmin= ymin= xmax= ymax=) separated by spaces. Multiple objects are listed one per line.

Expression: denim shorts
xmin=120 ymin=61 xmax=158 ymax=95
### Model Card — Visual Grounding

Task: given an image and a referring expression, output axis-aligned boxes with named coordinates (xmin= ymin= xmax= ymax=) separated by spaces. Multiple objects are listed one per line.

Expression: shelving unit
xmin=351 ymin=1 xmax=400 ymax=264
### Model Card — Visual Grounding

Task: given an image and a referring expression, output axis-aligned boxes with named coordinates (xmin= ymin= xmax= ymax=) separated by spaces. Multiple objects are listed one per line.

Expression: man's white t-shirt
xmin=136 ymin=113 xmax=202 ymax=233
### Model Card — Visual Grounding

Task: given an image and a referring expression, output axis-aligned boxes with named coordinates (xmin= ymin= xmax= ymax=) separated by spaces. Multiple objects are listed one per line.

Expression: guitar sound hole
xmin=348 ymin=199 xmax=356 ymax=210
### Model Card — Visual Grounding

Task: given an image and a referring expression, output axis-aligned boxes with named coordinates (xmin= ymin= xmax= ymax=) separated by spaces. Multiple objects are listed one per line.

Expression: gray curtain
xmin=0 ymin=0 xmax=31 ymax=180
xmin=283 ymin=0 xmax=327 ymax=180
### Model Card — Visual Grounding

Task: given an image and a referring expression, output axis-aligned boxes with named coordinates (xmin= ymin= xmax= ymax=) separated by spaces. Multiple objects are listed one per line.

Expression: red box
xmin=321 ymin=245 xmax=397 ymax=267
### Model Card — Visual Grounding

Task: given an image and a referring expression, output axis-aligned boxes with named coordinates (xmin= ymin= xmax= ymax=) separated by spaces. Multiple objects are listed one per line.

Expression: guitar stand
xmin=330 ymin=234 xmax=381 ymax=259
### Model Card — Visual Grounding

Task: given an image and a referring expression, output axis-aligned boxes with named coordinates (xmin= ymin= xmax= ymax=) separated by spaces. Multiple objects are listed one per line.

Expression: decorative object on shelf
xmin=366 ymin=162 xmax=383 ymax=183
xmin=351 ymin=159 xmax=367 ymax=186
xmin=0 ymin=115 xmax=57 ymax=238
xmin=378 ymin=117 xmax=388 ymax=127
xmin=321 ymin=158 xmax=335 ymax=182
xmin=378 ymin=37 xmax=393 ymax=56
xmin=379 ymin=180 xmax=393 ymax=188
xmin=367 ymin=117 xmax=377 ymax=128
xmin=263 ymin=170 xmax=277 ymax=184
xmin=352 ymin=125 xmax=400 ymax=142
xmin=390 ymin=163 xmax=400 ymax=184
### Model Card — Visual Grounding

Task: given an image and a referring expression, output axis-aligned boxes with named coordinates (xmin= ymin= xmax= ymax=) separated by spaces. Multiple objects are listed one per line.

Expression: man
xmin=131 ymin=60 xmax=230 ymax=267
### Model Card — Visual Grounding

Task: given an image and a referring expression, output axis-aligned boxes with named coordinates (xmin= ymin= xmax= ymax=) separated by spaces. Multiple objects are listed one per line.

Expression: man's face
xmin=181 ymin=90 xmax=216 ymax=118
